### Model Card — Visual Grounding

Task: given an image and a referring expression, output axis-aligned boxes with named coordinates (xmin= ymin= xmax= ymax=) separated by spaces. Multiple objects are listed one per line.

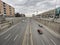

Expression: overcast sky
xmin=2 ymin=0 xmax=60 ymax=17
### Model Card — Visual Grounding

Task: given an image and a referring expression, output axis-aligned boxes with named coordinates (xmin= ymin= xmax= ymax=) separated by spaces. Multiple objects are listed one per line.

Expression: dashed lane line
xmin=22 ymin=24 xmax=29 ymax=45
xmin=50 ymin=39 xmax=56 ymax=45
xmin=14 ymin=34 xmax=18 ymax=41
xmin=30 ymin=23 xmax=33 ymax=45
xmin=4 ymin=34 xmax=11 ymax=39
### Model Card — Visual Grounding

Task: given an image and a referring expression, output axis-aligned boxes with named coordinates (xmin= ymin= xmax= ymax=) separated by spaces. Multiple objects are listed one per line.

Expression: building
xmin=55 ymin=7 xmax=60 ymax=18
xmin=36 ymin=7 xmax=60 ymax=18
xmin=0 ymin=0 xmax=15 ymax=17
xmin=40 ymin=9 xmax=55 ymax=18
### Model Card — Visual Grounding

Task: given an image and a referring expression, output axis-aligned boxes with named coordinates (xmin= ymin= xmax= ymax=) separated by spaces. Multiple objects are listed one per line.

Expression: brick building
xmin=0 ymin=0 xmax=15 ymax=17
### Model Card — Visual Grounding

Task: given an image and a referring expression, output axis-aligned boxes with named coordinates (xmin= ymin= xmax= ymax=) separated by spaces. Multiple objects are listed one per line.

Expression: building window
xmin=3 ymin=5 xmax=5 ymax=7
xmin=3 ymin=2 xmax=5 ymax=4
xmin=3 ymin=2 xmax=6 ymax=7
xmin=10 ymin=9 xmax=11 ymax=11
xmin=9 ymin=6 xmax=11 ymax=9
xmin=4 ymin=12 xmax=6 ymax=14
xmin=4 ymin=10 xmax=6 ymax=12
xmin=4 ymin=9 xmax=6 ymax=14
xmin=4 ymin=8 xmax=6 ymax=10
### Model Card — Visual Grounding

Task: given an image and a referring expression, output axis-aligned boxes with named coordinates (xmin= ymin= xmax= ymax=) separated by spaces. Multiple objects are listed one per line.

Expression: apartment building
xmin=36 ymin=7 xmax=60 ymax=18
xmin=40 ymin=9 xmax=55 ymax=18
xmin=0 ymin=0 xmax=15 ymax=17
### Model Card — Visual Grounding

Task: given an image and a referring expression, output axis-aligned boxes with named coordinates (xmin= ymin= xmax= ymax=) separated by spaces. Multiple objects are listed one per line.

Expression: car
xmin=37 ymin=29 xmax=43 ymax=34
xmin=38 ymin=24 xmax=43 ymax=27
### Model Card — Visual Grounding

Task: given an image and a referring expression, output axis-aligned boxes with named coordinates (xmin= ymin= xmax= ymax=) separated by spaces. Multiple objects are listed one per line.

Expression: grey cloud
xmin=24 ymin=0 xmax=44 ymax=6
xmin=2 ymin=0 xmax=60 ymax=17
xmin=14 ymin=0 xmax=45 ymax=6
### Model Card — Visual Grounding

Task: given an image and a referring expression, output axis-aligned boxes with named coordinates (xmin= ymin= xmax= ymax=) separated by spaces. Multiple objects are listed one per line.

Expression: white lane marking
xmin=0 ymin=29 xmax=10 ymax=36
xmin=14 ymin=34 xmax=18 ymax=41
xmin=40 ymin=39 xmax=45 ymax=45
xmin=30 ymin=24 xmax=33 ymax=45
xmin=42 ymin=35 xmax=50 ymax=45
xmin=50 ymin=39 xmax=56 ymax=45
xmin=0 ymin=22 xmax=20 ymax=36
xmin=4 ymin=34 xmax=11 ymax=39
xmin=22 ymin=24 xmax=29 ymax=45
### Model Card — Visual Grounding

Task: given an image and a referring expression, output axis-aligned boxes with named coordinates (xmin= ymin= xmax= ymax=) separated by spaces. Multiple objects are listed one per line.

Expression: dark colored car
xmin=38 ymin=24 xmax=43 ymax=27
xmin=37 ymin=29 xmax=43 ymax=34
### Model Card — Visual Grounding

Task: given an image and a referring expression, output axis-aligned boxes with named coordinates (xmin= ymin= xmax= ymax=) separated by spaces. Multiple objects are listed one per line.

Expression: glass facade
xmin=55 ymin=7 xmax=60 ymax=18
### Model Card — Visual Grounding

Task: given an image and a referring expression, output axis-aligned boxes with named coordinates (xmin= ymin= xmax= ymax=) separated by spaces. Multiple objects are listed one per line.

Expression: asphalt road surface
xmin=31 ymin=19 xmax=60 ymax=45
xmin=0 ymin=18 xmax=60 ymax=45
xmin=0 ymin=18 xmax=28 ymax=45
